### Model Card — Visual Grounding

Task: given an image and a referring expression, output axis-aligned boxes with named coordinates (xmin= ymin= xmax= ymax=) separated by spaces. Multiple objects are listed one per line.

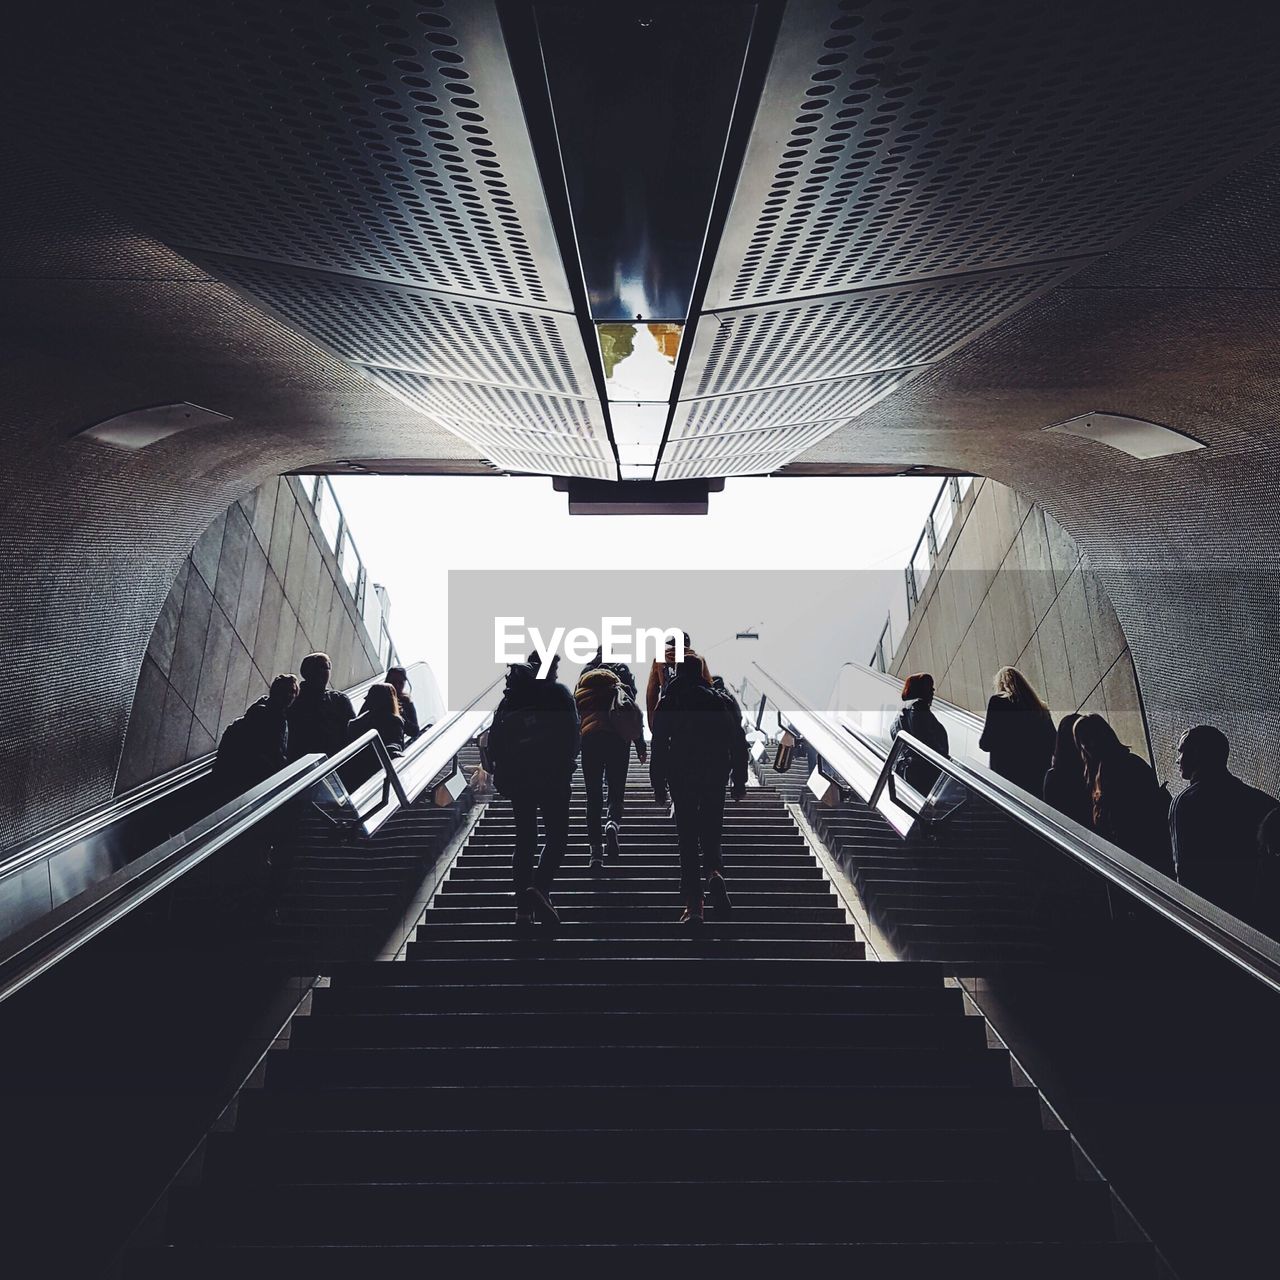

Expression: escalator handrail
xmin=749 ymin=661 xmax=1280 ymax=996
xmin=830 ymin=658 xmax=987 ymax=734
xmin=0 ymin=660 xmax=438 ymax=882
xmin=0 ymin=677 xmax=501 ymax=1006
xmin=342 ymin=673 xmax=505 ymax=837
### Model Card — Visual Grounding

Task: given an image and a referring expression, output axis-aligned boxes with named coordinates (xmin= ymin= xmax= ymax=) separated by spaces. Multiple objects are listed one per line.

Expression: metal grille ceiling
xmin=370 ymin=369 xmax=601 ymax=439
xmin=208 ymin=257 xmax=594 ymax=397
xmin=671 ymin=369 xmax=911 ymax=439
xmin=655 ymin=0 xmax=1280 ymax=480
xmin=25 ymin=0 xmax=609 ymax=479
xmin=706 ymin=0 xmax=1280 ymax=308
xmin=13 ymin=0 xmax=1280 ymax=486
xmin=682 ymin=267 xmax=1069 ymax=397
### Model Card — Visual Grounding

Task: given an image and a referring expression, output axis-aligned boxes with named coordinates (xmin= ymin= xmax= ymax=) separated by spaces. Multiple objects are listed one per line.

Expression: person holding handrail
xmin=978 ymin=666 xmax=1055 ymax=796
xmin=889 ymin=673 xmax=949 ymax=795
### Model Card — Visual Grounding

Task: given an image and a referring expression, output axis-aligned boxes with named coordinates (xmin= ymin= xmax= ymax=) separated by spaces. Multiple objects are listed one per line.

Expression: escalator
xmin=0 ymin=669 xmax=502 ymax=1275
xmin=742 ymin=660 xmax=1280 ymax=1280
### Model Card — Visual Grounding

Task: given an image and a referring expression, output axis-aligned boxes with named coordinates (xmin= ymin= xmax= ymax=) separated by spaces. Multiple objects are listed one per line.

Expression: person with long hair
xmin=889 ymin=673 xmax=949 ymax=795
xmin=978 ymin=666 xmax=1055 ymax=795
xmin=348 ymin=681 xmax=406 ymax=756
xmin=385 ymin=665 xmax=421 ymax=741
xmin=1042 ymin=712 xmax=1091 ymax=825
xmin=1073 ymin=714 xmax=1172 ymax=876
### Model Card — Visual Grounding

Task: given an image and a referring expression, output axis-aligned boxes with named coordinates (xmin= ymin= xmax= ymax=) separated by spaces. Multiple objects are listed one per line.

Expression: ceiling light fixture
xmin=1043 ymin=412 xmax=1205 ymax=459
xmin=76 ymin=402 xmax=232 ymax=450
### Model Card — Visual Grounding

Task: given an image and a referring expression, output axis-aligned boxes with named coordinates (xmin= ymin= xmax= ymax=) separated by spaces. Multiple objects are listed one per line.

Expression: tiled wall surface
xmin=115 ymin=477 xmax=381 ymax=792
xmin=890 ymin=477 xmax=1151 ymax=763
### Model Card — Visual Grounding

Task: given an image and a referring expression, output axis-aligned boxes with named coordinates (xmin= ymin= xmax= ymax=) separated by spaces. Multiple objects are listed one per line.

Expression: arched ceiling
xmin=7 ymin=0 xmax=1280 ymax=486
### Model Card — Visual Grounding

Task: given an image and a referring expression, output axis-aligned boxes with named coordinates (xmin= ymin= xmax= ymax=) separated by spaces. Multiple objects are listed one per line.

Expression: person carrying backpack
xmin=644 ymin=631 xmax=713 ymax=734
xmin=650 ymin=655 xmax=748 ymax=925
xmin=487 ymin=650 xmax=580 ymax=924
xmin=575 ymin=647 xmax=647 ymax=871
xmin=212 ymin=673 xmax=299 ymax=801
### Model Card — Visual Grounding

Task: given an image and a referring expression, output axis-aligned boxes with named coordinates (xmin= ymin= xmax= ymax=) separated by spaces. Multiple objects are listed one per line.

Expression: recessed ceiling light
xmin=1043 ymin=412 xmax=1204 ymax=459
xmin=76 ymin=402 xmax=232 ymax=450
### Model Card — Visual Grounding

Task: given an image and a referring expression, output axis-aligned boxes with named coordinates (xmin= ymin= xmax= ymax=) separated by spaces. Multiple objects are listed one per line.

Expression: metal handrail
xmin=0 ymin=661 xmax=438 ymax=882
xmin=749 ymin=661 xmax=1280 ymax=996
xmin=346 ymin=674 xmax=505 ymax=838
xmin=0 ymin=676 xmax=502 ymax=1006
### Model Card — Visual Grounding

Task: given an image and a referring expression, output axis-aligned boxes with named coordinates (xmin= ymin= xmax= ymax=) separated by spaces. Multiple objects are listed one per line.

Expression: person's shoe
xmin=706 ymin=871 xmax=732 ymax=917
xmin=680 ymin=897 xmax=705 ymax=926
xmin=588 ymin=848 xmax=604 ymax=874
xmin=526 ymin=886 xmax=561 ymax=925
xmin=605 ymin=823 xmax=620 ymax=860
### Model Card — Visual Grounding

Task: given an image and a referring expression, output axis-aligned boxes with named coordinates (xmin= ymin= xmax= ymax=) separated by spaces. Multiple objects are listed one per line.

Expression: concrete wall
xmin=890 ymin=478 xmax=1151 ymax=762
xmin=115 ymin=477 xmax=383 ymax=792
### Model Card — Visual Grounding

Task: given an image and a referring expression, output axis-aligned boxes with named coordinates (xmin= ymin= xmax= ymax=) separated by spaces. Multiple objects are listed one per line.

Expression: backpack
xmin=608 ymin=683 xmax=644 ymax=741
xmin=212 ymin=714 xmax=252 ymax=780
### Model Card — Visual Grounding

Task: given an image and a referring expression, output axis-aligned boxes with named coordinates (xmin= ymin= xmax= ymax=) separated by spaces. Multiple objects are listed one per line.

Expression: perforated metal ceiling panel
xmin=658 ymin=0 xmax=1280 ymax=479
xmin=52 ymin=1 xmax=568 ymax=309
xmin=683 ymin=267 xmax=1067 ymax=397
xmin=705 ymin=0 xmax=1280 ymax=308
xmin=13 ymin=0 xmax=612 ymax=480
xmin=208 ymin=257 xmax=595 ymax=397
xmin=370 ymin=369 xmax=601 ymax=438
xmin=670 ymin=369 xmax=911 ymax=439
xmin=664 ymin=421 xmax=840 ymax=460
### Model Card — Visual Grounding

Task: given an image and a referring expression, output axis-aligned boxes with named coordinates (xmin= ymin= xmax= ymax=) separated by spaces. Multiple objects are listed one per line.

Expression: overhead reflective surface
xmin=535 ymin=1 xmax=755 ymax=321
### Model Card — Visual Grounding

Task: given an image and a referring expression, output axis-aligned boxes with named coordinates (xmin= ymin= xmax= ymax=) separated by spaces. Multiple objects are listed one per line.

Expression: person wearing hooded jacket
xmin=487 ymin=651 xmax=580 ymax=924
xmin=650 ymin=655 xmax=749 ymax=924
xmin=575 ymin=647 xmax=646 ymax=871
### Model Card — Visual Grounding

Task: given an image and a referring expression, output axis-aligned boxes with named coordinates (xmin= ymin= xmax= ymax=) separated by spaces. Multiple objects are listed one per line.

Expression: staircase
xmin=131 ymin=763 xmax=1155 ymax=1276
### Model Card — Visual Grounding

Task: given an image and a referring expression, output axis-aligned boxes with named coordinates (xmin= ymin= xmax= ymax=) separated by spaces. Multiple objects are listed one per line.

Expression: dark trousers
xmin=511 ymin=776 xmax=572 ymax=896
xmin=582 ymin=732 xmax=630 ymax=849
xmin=670 ymin=776 xmax=727 ymax=901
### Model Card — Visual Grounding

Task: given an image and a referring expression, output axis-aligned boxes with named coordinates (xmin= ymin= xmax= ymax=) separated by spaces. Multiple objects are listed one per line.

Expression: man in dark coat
xmin=286 ymin=652 xmax=356 ymax=760
xmin=650 ymin=656 xmax=749 ymax=924
xmin=487 ymin=651 xmax=580 ymax=924
xmin=1171 ymin=725 xmax=1278 ymax=918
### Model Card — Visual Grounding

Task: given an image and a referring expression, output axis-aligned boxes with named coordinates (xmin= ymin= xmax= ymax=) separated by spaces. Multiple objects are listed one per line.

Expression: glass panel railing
xmin=316 ymin=477 xmax=342 ymax=552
